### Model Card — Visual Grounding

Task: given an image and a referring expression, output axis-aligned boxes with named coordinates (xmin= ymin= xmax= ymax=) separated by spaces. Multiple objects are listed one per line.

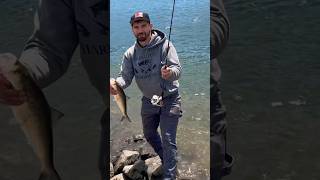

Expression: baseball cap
xmin=130 ymin=11 xmax=150 ymax=25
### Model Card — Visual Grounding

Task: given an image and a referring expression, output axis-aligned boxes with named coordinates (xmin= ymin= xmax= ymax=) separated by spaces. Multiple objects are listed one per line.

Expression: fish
xmin=0 ymin=53 xmax=62 ymax=180
xmin=110 ymin=81 xmax=131 ymax=122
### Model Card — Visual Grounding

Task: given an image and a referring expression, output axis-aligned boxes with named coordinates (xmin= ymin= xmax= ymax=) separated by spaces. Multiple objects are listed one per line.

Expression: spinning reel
xmin=151 ymin=95 xmax=163 ymax=107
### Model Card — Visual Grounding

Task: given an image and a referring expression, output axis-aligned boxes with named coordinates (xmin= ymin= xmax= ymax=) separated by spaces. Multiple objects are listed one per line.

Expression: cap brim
xmin=131 ymin=18 xmax=150 ymax=24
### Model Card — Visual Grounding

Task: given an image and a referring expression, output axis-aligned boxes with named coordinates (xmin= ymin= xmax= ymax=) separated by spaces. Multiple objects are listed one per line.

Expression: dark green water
xmin=222 ymin=1 xmax=320 ymax=180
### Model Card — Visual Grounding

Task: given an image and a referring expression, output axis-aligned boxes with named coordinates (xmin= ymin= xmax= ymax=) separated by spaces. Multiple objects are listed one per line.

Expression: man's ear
xmin=150 ymin=23 xmax=153 ymax=29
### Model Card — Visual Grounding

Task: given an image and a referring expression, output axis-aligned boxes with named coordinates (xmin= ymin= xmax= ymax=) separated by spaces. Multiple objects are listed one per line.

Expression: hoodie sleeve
xmin=211 ymin=0 xmax=230 ymax=59
xmin=18 ymin=0 xmax=79 ymax=88
xmin=116 ymin=52 xmax=135 ymax=89
xmin=163 ymin=41 xmax=181 ymax=81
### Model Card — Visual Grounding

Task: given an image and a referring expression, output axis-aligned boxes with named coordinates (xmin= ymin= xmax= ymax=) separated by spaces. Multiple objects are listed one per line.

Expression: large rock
xmin=110 ymin=162 xmax=114 ymax=178
xmin=123 ymin=160 xmax=147 ymax=180
xmin=145 ymin=156 xmax=162 ymax=178
xmin=110 ymin=173 xmax=125 ymax=180
xmin=114 ymin=150 xmax=140 ymax=174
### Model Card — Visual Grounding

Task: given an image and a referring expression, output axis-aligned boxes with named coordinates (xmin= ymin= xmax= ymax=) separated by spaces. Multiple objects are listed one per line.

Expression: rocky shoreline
xmin=110 ymin=134 xmax=166 ymax=180
xmin=110 ymin=150 xmax=163 ymax=180
xmin=110 ymin=134 xmax=208 ymax=180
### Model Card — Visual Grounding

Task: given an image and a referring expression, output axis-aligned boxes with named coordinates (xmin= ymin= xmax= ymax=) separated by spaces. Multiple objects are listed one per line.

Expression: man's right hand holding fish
xmin=110 ymin=78 xmax=118 ymax=95
xmin=0 ymin=60 xmax=26 ymax=106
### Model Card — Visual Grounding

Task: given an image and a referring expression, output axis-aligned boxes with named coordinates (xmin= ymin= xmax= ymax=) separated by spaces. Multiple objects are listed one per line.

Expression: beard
xmin=136 ymin=31 xmax=150 ymax=42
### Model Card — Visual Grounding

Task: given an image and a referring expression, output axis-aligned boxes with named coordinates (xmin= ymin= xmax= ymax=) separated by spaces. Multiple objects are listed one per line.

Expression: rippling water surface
xmin=223 ymin=1 xmax=320 ymax=180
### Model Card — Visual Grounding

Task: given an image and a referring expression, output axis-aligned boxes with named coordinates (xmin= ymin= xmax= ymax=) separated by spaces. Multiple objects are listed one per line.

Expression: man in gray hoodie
xmin=110 ymin=11 xmax=182 ymax=180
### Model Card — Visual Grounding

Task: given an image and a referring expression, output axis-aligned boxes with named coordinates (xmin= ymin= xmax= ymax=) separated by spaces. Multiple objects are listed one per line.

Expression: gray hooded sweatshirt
xmin=116 ymin=29 xmax=181 ymax=99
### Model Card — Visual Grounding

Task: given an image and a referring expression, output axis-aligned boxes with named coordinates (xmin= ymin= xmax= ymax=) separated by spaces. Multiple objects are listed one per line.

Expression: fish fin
xmin=120 ymin=115 xmax=131 ymax=122
xmin=38 ymin=169 xmax=61 ymax=180
xmin=126 ymin=116 xmax=132 ymax=122
xmin=121 ymin=115 xmax=131 ymax=122
xmin=50 ymin=107 xmax=64 ymax=125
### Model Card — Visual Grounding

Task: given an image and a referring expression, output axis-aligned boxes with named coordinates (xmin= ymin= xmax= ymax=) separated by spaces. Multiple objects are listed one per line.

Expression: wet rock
xmin=110 ymin=173 xmax=125 ymax=180
xmin=123 ymin=165 xmax=134 ymax=176
xmin=138 ymin=144 xmax=158 ymax=160
xmin=111 ymin=155 xmax=120 ymax=164
xmin=110 ymin=162 xmax=114 ymax=178
xmin=123 ymin=160 xmax=147 ymax=180
xmin=140 ymin=152 xmax=157 ymax=161
xmin=145 ymin=156 xmax=162 ymax=178
xmin=114 ymin=150 xmax=140 ymax=174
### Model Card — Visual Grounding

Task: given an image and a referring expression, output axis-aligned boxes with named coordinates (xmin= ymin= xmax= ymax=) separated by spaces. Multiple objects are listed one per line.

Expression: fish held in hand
xmin=0 ymin=53 xmax=61 ymax=180
xmin=111 ymin=81 xmax=131 ymax=122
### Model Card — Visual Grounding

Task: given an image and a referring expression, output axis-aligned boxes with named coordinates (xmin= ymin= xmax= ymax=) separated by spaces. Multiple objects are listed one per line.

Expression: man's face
xmin=132 ymin=21 xmax=153 ymax=42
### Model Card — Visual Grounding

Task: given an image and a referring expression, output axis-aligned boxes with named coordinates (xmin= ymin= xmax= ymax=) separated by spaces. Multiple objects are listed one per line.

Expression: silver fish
xmin=111 ymin=81 xmax=131 ymax=122
xmin=0 ymin=53 xmax=62 ymax=180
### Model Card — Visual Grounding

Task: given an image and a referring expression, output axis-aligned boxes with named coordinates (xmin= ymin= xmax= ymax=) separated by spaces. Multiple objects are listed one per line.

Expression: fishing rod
xmin=165 ymin=0 xmax=176 ymax=65
xmin=151 ymin=0 xmax=176 ymax=106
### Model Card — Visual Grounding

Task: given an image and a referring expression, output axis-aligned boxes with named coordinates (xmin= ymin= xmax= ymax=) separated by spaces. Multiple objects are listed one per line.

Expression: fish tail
xmin=121 ymin=115 xmax=131 ymax=122
xmin=38 ymin=169 xmax=61 ymax=180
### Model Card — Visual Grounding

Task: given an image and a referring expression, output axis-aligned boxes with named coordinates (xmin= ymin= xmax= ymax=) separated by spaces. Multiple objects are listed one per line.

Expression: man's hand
xmin=110 ymin=78 xmax=118 ymax=95
xmin=161 ymin=65 xmax=172 ymax=80
xmin=0 ymin=73 xmax=26 ymax=106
